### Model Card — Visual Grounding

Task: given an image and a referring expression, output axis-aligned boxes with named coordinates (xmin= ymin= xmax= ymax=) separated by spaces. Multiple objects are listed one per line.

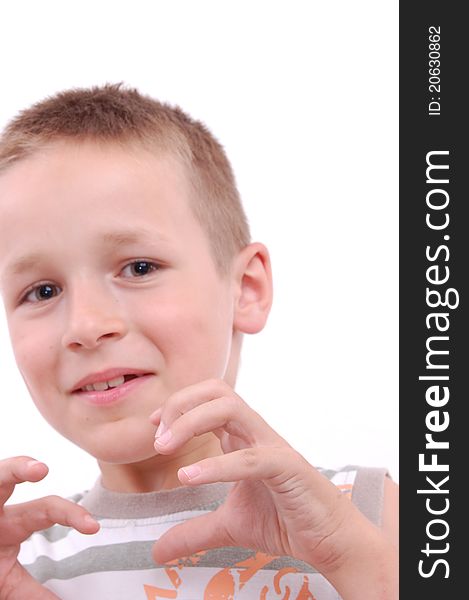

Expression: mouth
xmin=71 ymin=369 xmax=154 ymax=394
xmin=76 ymin=373 xmax=140 ymax=393
xmin=72 ymin=372 xmax=154 ymax=406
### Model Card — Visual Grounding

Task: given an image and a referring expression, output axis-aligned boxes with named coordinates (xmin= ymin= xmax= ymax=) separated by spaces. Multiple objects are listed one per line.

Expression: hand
xmin=149 ymin=380 xmax=390 ymax=580
xmin=0 ymin=457 xmax=100 ymax=599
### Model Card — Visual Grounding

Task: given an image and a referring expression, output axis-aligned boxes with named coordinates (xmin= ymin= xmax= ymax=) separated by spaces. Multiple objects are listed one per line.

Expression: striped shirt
xmin=19 ymin=465 xmax=389 ymax=599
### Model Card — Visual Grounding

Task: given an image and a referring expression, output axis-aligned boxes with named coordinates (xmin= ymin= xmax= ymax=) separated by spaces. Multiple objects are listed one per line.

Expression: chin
xmin=84 ymin=438 xmax=158 ymax=465
xmin=65 ymin=418 xmax=158 ymax=465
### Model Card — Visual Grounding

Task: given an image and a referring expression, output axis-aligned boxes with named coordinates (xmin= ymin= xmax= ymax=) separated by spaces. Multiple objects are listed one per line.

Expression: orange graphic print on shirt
xmin=144 ymin=550 xmax=318 ymax=599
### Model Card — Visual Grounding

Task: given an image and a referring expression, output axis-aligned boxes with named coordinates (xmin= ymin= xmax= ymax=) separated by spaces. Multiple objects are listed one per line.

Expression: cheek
xmin=9 ymin=321 xmax=56 ymax=396
xmin=136 ymin=289 xmax=233 ymax=383
xmin=9 ymin=322 xmax=70 ymax=434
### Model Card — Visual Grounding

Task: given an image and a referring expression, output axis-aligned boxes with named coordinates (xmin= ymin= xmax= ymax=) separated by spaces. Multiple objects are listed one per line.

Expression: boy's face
xmin=0 ymin=142 xmax=237 ymax=464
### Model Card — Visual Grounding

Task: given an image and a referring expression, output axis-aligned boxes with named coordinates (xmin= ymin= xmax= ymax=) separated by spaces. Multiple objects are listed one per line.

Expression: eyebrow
xmin=2 ymin=227 xmax=166 ymax=278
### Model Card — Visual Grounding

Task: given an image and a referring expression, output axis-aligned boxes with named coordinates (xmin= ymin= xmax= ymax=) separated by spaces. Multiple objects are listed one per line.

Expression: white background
xmin=0 ymin=0 xmax=398 ymax=504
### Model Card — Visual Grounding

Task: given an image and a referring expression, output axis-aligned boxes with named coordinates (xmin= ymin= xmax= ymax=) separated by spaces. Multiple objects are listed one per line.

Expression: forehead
xmin=0 ymin=141 xmax=207 ymax=283
xmin=0 ymin=139 xmax=192 ymax=220
xmin=0 ymin=139 xmax=190 ymax=203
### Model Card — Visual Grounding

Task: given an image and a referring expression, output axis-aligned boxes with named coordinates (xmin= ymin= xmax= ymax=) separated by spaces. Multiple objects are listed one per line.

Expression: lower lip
xmin=73 ymin=375 xmax=153 ymax=406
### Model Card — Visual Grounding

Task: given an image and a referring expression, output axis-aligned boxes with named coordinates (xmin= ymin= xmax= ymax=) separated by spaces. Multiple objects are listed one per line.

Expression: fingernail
xmin=154 ymin=421 xmax=167 ymax=439
xmin=84 ymin=514 xmax=98 ymax=526
xmin=180 ymin=465 xmax=202 ymax=480
xmin=155 ymin=428 xmax=172 ymax=446
xmin=27 ymin=460 xmax=45 ymax=469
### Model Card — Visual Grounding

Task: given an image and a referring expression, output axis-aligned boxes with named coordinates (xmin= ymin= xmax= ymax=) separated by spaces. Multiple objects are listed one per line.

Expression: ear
xmin=232 ymin=242 xmax=273 ymax=334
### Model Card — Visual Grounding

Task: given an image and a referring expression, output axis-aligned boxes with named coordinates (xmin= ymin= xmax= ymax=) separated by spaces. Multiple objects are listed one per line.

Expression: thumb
xmin=152 ymin=509 xmax=230 ymax=564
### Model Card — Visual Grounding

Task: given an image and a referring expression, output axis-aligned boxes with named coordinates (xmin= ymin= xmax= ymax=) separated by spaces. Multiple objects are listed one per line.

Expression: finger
xmin=149 ymin=378 xmax=234 ymax=426
xmin=177 ymin=446 xmax=296 ymax=487
xmin=152 ymin=509 xmax=230 ymax=564
xmin=0 ymin=457 xmax=48 ymax=506
xmin=179 ymin=450 xmax=350 ymax=527
xmin=3 ymin=496 xmax=99 ymax=543
xmin=148 ymin=406 xmax=162 ymax=424
xmin=2 ymin=563 xmax=61 ymax=599
xmin=154 ymin=395 xmax=281 ymax=454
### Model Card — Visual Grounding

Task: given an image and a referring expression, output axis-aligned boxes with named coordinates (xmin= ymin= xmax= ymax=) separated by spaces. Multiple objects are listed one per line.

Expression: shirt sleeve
xmin=349 ymin=466 xmax=391 ymax=527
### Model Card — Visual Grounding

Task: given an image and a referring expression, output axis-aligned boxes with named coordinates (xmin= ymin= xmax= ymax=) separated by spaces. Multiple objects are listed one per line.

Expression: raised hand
xmin=0 ymin=457 xmax=100 ymax=599
xmin=150 ymin=379 xmax=397 ymax=598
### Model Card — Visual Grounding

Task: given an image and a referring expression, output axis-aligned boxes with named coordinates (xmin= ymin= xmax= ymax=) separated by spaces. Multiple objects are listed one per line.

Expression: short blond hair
xmin=0 ymin=83 xmax=251 ymax=275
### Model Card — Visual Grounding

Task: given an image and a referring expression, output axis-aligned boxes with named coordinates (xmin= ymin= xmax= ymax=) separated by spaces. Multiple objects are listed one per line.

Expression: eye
xmin=120 ymin=260 xmax=160 ymax=278
xmin=21 ymin=283 xmax=61 ymax=304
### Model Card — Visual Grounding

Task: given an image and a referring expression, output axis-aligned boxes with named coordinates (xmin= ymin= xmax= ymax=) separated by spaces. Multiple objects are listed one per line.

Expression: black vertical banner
xmin=400 ymin=2 xmax=465 ymax=597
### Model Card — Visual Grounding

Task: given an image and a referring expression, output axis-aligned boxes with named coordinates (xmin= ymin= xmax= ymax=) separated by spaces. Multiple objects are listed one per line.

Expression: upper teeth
xmin=82 ymin=375 xmax=126 ymax=392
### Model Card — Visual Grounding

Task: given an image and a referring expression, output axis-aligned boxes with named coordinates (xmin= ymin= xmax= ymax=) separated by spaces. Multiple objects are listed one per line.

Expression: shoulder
xmin=382 ymin=476 xmax=399 ymax=549
xmin=350 ymin=465 xmax=399 ymax=548
xmin=342 ymin=465 xmax=399 ymax=548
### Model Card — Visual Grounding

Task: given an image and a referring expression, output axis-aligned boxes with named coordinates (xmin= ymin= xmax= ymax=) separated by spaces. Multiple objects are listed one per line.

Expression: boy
xmin=0 ymin=84 xmax=398 ymax=599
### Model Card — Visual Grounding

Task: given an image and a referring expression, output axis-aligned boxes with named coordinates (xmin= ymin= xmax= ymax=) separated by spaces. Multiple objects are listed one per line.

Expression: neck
xmin=98 ymin=433 xmax=222 ymax=493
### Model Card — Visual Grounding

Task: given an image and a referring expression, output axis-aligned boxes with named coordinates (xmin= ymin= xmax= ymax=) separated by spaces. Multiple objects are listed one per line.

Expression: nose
xmin=61 ymin=282 xmax=128 ymax=350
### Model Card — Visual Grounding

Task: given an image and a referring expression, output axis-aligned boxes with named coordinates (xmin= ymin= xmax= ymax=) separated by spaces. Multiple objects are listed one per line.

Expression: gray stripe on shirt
xmin=25 ymin=541 xmax=317 ymax=583
xmin=350 ymin=466 xmax=390 ymax=527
